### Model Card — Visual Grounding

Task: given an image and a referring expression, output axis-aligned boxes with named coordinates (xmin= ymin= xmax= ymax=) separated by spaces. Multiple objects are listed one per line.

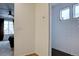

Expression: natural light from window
xmin=4 ymin=20 xmax=14 ymax=34
xmin=60 ymin=8 xmax=70 ymax=20
xmin=73 ymin=4 xmax=79 ymax=18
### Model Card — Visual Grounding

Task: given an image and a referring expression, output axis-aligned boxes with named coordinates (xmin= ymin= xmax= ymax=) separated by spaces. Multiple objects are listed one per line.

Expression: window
xmin=60 ymin=8 xmax=70 ymax=20
xmin=4 ymin=20 xmax=14 ymax=34
xmin=59 ymin=3 xmax=79 ymax=21
xmin=73 ymin=4 xmax=79 ymax=18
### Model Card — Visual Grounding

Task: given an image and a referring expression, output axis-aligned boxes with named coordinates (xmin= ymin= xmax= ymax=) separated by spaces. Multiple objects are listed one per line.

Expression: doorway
xmin=0 ymin=3 xmax=14 ymax=56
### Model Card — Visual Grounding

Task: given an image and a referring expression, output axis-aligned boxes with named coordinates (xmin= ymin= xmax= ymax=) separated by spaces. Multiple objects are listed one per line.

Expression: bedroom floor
xmin=0 ymin=41 xmax=13 ymax=56
xmin=52 ymin=48 xmax=72 ymax=56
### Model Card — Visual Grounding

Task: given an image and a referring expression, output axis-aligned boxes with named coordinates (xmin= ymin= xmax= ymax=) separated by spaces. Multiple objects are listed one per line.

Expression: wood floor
xmin=26 ymin=53 xmax=38 ymax=56
xmin=52 ymin=48 xmax=72 ymax=56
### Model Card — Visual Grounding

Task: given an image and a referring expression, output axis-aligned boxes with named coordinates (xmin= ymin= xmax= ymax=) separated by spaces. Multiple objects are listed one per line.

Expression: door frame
xmin=48 ymin=3 xmax=52 ymax=56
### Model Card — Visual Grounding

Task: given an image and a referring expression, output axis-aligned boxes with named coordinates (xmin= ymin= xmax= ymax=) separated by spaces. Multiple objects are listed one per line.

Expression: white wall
xmin=35 ymin=4 xmax=49 ymax=56
xmin=14 ymin=3 xmax=49 ymax=56
xmin=51 ymin=3 xmax=79 ymax=55
xmin=14 ymin=4 xmax=35 ymax=56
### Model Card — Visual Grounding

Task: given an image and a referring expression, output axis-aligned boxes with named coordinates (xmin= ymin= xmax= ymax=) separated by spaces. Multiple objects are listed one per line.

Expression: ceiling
xmin=0 ymin=3 xmax=14 ymax=19
xmin=0 ymin=3 xmax=14 ymax=10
